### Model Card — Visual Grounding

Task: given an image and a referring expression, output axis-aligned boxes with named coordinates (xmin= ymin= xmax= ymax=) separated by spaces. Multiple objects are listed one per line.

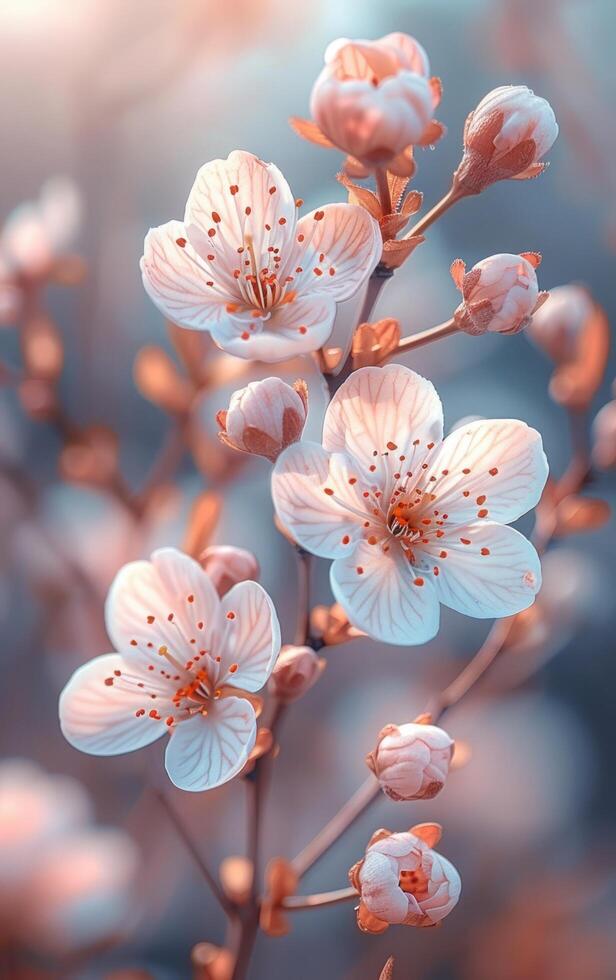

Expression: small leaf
xmin=387 ymin=172 xmax=410 ymax=210
xmin=381 ymin=235 xmax=424 ymax=269
xmin=337 ymin=173 xmax=382 ymax=219
xmin=352 ymin=318 xmax=401 ymax=369
xmin=450 ymin=258 xmax=466 ymax=290
xmin=379 ymin=957 xmax=395 ymax=980
xmin=401 ymin=189 xmax=423 ymax=216
xmin=520 ymin=251 xmax=542 ymax=269
xmin=410 ymin=822 xmax=442 ymax=847
xmin=378 ymin=212 xmax=410 ymax=240
xmin=344 ymin=155 xmax=370 ymax=179
xmin=289 ymin=116 xmax=334 ymax=148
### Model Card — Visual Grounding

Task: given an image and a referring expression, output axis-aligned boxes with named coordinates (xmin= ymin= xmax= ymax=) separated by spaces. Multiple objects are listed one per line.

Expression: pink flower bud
xmin=199 ymin=546 xmax=259 ymax=597
xmin=309 ymin=33 xmax=440 ymax=174
xmin=592 ymin=400 xmax=616 ymax=470
xmin=349 ymin=824 xmax=461 ymax=932
xmin=526 ymin=284 xmax=592 ymax=363
xmin=456 ymin=85 xmax=558 ymax=194
xmin=451 ymin=252 xmax=545 ymax=335
xmin=216 ymin=378 xmax=308 ymax=463
xmin=366 ymin=722 xmax=454 ymax=801
xmin=270 ymin=645 xmax=325 ymax=702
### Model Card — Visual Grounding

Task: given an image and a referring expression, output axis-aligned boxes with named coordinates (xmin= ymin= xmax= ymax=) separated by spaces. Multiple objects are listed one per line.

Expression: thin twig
xmin=392 ymin=318 xmax=458 ymax=358
xmin=294 ymin=547 xmax=313 ymax=646
xmin=407 ymin=184 xmax=465 ymax=239
xmin=155 ymin=788 xmax=235 ymax=918
xmin=282 ymin=886 xmax=359 ymax=910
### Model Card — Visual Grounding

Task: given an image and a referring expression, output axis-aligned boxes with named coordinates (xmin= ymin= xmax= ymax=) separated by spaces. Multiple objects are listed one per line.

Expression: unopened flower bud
xmin=270 ymin=645 xmax=325 ymax=702
xmin=452 ymin=252 xmax=546 ymax=335
xmin=310 ymin=602 xmax=365 ymax=646
xmin=592 ymin=400 xmax=616 ymax=470
xmin=216 ymin=378 xmax=308 ymax=463
xmin=199 ymin=545 xmax=259 ymax=597
xmin=367 ymin=722 xmax=454 ymax=801
xmin=308 ymin=34 xmax=441 ymax=176
xmin=349 ymin=823 xmax=461 ymax=932
xmin=526 ymin=284 xmax=593 ymax=363
xmin=456 ymin=85 xmax=558 ymax=194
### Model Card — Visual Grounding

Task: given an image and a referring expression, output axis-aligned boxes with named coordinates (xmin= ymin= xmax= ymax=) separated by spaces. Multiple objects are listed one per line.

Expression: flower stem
xmin=294 ymin=546 xmax=313 ymax=646
xmin=390 ymin=318 xmax=458 ymax=359
xmin=292 ymin=774 xmax=380 ymax=879
xmin=154 ymin=788 xmax=235 ymax=918
xmin=282 ymin=886 xmax=359 ymax=910
xmin=407 ymin=183 xmax=465 ymax=239
xmin=375 ymin=167 xmax=392 ymax=216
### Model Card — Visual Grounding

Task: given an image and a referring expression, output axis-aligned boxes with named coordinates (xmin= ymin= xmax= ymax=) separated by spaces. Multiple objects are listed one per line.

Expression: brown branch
xmin=282 ymin=886 xmax=359 ymax=910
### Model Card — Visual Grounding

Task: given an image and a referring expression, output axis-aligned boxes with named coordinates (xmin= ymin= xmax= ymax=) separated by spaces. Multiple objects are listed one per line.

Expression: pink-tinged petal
xmin=218 ymin=581 xmax=281 ymax=692
xmin=184 ymin=150 xmax=296 ymax=278
xmin=360 ymin=851 xmax=409 ymax=924
xmin=323 ymin=365 xmax=443 ymax=487
xmin=424 ymin=419 xmax=548 ymax=524
xmin=164 ymin=697 xmax=256 ymax=791
xmin=141 ymin=220 xmax=234 ymax=330
xmin=272 ymin=441 xmax=370 ymax=558
xmin=423 ymin=521 xmax=542 ymax=618
xmin=288 ymin=204 xmax=381 ymax=302
xmin=105 ymin=548 xmax=220 ymax=666
xmin=210 ymin=292 xmax=337 ymax=363
xmin=330 ymin=541 xmax=440 ymax=645
xmin=59 ymin=654 xmax=166 ymax=755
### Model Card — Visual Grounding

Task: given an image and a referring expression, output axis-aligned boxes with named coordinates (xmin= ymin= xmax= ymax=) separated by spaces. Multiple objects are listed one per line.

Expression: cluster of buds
xmin=454 ymin=85 xmax=558 ymax=195
xmin=295 ymin=33 xmax=443 ymax=178
xmin=216 ymin=377 xmax=308 ymax=463
xmin=349 ymin=823 xmax=461 ymax=932
xmin=451 ymin=251 xmax=547 ymax=336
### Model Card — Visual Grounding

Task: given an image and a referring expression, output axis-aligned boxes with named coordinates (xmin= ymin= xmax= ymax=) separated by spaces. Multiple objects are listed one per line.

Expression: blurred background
xmin=1 ymin=0 xmax=615 ymax=977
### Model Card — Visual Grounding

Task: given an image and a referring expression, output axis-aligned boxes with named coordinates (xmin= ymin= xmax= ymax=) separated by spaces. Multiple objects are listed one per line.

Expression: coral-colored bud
xmin=310 ymin=602 xmax=365 ymax=645
xmin=452 ymin=252 xmax=543 ymax=335
xmin=217 ymin=377 xmax=308 ymax=463
xmin=199 ymin=545 xmax=259 ymax=597
xmin=349 ymin=824 xmax=461 ymax=932
xmin=592 ymin=400 xmax=616 ymax=470
xmin=526 ymin=284 xmax=593 ymax=364
xmin=455 ymin=85 xmax=558 ymax=194
xmin=191 ymin=942 xmax=233 ymax=980
xmin=308 ymin=34 xmax=440 ymax=174
xmin=270 ymin=644 xmax=326 ymax=703
xmin=366 ymin=722 xmax=454 ymax=801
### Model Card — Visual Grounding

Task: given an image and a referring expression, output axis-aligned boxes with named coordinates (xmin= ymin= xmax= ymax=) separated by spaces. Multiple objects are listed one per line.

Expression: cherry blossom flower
xmin=451 ymin=252 xmax=548 ymax=335
xmin=141 ymin=150 xmax=381 ymax=362
xmin=272 ymin=365 xmax=548 ymax=645
xmin=303 ymin=33 xmax=443 ymax=176
xmin=0 ymin=759 xmax=138 ymax=954
xmin=366 ymin=721 xmax=454 ymax=801
xmin=349 ymin=823 xmax=461 ymax=932
xmin=59 ymin=547 xmax=281 ymax=791
xmin=527 ymin=283 xmax=593 ymax=362
xmin=216 ymin=377 xmax=308 ymax=462
xmin=456 ymin=85 xmax=558 ymax=194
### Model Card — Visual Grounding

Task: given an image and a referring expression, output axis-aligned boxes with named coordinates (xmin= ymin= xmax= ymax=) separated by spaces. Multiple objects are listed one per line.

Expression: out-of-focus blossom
xmin=349 ymin=823 xmax=461 ymax=932
xmin=270 ymin=644 xmax=326 ymax=702
xmin=592 ymin=399 xmax=616 ymax=470
xmin=200 ymin=544 xmax=260 ymax=596
xmin=299 ymin=33 xmax=442 ymax=177
xmin=141 ymin=150 xmax=381 ymax=362
xmin=272 ymin=365 xmax=548 ymax=645
xmin=0 ymin=759 xmax=137 ymax=955
xmin=366 ymin=721 xmax=453 ymax=801
xmin=59 ymin=547 xmax=281 ymax=792
xmin=192 ymin=940 xmax=234 ymax=980
xmin=310 ymin=601 xmax=365 ymax=646
xmin=451 ymin=252 xmax=546 ymax=335
xmin=526 ymin=284 xmax=593 ymax=363
xmin=455 ymin=85 xmax=558 ymax=194
xmin=217 ymin=377 xmax=308 ymax=462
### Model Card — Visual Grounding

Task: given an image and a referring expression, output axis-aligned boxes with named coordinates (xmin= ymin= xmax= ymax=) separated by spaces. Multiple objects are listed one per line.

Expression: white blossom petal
xmin=423 ymin=521 xmax=542 ymax=618
xmin=272 ymin=441 xmax=370 ymax=558
xmin=323 ymin=364 xmax=443 ymax=487
xmin=141 ymin=220 xmax=234 ymax=330
xmin=210 ymin=292 xmax=336 ymax=362
xmin=164 ymin=697 xmax=256 ymax=791
xmin=59 ymin=654 xmax=166 ymax=755
xmin=218 ymin=581 xmax=281 ymax=691
xmin=330 ymin=540 xmax=440 ymax=645
xmin=105 ymin=548 xmax=220 ymax=666
xmin=423 ymin=418 xmax=548 ymax=524
xmin=288 ymin=203 xmax=381 ymax=302
xmin=184 ymin=150 xmax=296 ymax=278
